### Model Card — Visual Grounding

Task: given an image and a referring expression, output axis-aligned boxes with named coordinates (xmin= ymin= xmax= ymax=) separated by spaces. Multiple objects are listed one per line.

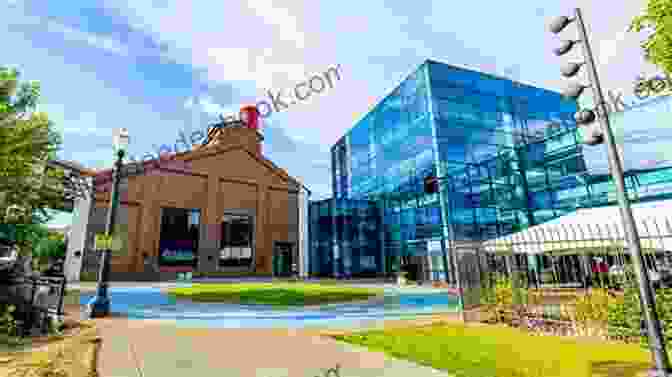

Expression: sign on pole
xmin=94 ymin=233 xmax=123 ymax=252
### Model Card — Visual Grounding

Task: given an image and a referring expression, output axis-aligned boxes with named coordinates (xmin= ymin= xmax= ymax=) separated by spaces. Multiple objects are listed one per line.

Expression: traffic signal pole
xmin=573 ymin=8 xmax=671 ymax=375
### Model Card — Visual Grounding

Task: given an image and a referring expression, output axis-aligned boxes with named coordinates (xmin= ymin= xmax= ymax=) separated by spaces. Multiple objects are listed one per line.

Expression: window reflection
xmin=158 ymin=208 xmax=200 ymax=269
xmin=220 ymin=214 xmax=253 ymax=268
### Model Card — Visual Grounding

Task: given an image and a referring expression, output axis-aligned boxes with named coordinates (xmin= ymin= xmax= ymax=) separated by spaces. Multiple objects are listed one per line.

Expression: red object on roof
xmin=240 ymin=105 xmax=259 ymax=131
xmin=240 ymin=105 xmax=262 ymax=155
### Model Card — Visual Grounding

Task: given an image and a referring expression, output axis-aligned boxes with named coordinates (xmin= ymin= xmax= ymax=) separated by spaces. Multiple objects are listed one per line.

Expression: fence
xmin=460 ymin=209 xmax=672 ymax=344
xmin=2 ymin=275 xmax=67 ymax=336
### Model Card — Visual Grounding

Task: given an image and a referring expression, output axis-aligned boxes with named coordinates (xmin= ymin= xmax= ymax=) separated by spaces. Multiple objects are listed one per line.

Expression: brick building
xmin=65 ymin=121 xmax=310 ymax=281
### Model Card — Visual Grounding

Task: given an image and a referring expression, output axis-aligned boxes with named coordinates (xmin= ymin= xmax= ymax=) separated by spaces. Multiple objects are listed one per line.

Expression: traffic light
xmin=424 ymin=175 xmax=438 ymax=194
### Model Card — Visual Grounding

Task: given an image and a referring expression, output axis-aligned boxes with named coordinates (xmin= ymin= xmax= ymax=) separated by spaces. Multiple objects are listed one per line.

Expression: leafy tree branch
xmin=630 ymin=0 xmax=672 ymax=94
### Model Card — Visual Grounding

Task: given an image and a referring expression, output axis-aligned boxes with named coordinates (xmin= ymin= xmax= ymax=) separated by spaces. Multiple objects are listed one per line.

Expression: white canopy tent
xmin=482 ymin=199 xmax=672 ymax=255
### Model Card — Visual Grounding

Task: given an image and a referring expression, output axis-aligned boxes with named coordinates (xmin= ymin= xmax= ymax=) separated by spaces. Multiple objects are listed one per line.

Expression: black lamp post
xmin=87 ymin=128 xmax=129 ymax=318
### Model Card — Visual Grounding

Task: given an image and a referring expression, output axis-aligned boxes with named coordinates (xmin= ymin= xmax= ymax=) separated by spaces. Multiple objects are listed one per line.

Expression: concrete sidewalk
xmin=70 ymin=281 xmax=450 ymax=293
xmin=95 ymin=318 xmax=454 ymax=377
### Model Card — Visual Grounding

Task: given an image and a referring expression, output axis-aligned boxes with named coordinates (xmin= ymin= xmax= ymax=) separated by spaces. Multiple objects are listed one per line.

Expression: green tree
xmin=0 ymin=222 xmax=50 ymax=257
xmin=0 ymin=67 xmax=64 ymax=225
xmin=33 ymin=231 xmax=67 ymax=266
xmin=630 ymin=0 xmax=672 ymax=90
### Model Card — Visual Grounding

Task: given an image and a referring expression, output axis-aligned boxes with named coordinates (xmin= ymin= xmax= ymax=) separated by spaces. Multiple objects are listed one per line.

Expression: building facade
xmin=310 ymin=59 xmax=672 ymax=281
xmin=308 ymin=198 xmax=382 ymax=278
xmin=66 ymin=122 xmax=307 ymax=281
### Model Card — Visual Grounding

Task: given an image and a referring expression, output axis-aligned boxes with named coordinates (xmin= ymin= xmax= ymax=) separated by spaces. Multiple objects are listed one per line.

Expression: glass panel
xmin=158 ymin=207 xmax=200 ymax=268
xmin=219 ymin=214 xmax=254 ymax=267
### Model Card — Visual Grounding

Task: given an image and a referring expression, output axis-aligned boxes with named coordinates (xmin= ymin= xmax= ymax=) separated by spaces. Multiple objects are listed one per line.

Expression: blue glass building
xmin=309 ymin=59 xmax=672 ymax=281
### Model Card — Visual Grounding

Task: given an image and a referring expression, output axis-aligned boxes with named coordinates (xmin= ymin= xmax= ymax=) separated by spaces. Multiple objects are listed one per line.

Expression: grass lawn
xmin=332 ymin=322 xmax=653 ymax=377
xmin=166 ymin=282 xmax=384 ymax=306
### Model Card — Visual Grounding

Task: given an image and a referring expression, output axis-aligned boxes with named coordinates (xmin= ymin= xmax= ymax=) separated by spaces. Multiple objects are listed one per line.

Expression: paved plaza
xmin=95 ymin=315 xmax=456 ymax=377
xmin=76 ymin=282 xmax=457 ymax=377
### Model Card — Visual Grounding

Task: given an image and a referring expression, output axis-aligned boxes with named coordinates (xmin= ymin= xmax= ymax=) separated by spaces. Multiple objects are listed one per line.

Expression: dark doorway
xmin=273 ymin=242 xmax=294 ymax=277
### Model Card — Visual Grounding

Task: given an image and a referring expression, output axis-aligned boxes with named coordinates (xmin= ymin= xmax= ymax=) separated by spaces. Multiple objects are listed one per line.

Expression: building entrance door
xmin=273 ymin=242 xmax=293 ymax=277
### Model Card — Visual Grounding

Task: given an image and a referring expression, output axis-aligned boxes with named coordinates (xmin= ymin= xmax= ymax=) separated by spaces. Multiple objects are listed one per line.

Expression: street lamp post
xmin=550 ymin=8 xmax=671 ymax=376
xmin=87 ymin=128 xmax=129 ymax=318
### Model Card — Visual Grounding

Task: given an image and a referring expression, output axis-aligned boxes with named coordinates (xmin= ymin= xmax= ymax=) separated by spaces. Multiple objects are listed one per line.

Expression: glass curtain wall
xmin=425 ymin=61 xmax=579 ymax=247
xmin=308 ymin=198 xmax=382 ymax=277
xmin=316 ymin=59 xmax=672 ymax=281
xmin=308 ymin=199 xmax=334 ymax=277
xmin=329 ymin=64 xmax=442 ymax=277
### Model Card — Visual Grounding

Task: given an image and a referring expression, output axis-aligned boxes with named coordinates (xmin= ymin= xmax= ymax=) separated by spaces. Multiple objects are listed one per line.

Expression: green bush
xmin=0 ymin=303 xmax=18 ymax=339
xmin=606 ymin=266 xmax=672 ymax=347
xmin=480 ymin=274 xmax=498 ymax=317
xmin=656 ymin=288 xmax=672 ymax=345
xmin=33 ymin=235 xmax=66 ymax=265
xmin=481 ymin=274 xmax=531 ymax=323
xmin=608 ymin=281 xmax=643 ymax=343
xmin=0 ymin=223 xmax=50 ymax=256
xmin=574 ymin=289 xmax=610 ymax=325
xmin=488 ymin=276 xmax=514 ymax=323
xmin=79 ymin=271 xmax=98 ymax=282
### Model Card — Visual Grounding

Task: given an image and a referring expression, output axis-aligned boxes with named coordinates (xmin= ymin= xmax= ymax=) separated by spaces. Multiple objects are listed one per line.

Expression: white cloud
xmin=204 ymin=47 xmax=307 ymax=92
xmin=62 ymin=126 xmax=111 ymax=138
xmin=196 ymin=96 xmax=230 ymax=117
xmin=46 ymin=21 xmax=129 ymax=56
xmin=183 ymin=97 xmax=194 ymax=109
xmin=102 ymin=1 xmax=310 ymax=93
xmin=244 ymin=0 xmax=306 ymax=49
xmin=598 ymin=30 xmax=630 ymax=66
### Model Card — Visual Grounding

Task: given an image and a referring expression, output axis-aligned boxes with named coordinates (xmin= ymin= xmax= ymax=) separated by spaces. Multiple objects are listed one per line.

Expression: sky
xmin=1 ymin=0 xmax=661 ymax=206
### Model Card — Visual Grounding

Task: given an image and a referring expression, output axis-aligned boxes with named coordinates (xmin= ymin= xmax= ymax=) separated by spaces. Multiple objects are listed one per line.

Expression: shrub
xmin=493 ymin=277 xmax=514 ymax=323
xmin=655 ymin=287 xmax=672 ymax=346
xmin=480 ymin=274 xmax=532 ymax=323
xmin=607 ymin=280 xmax=642 ymax=343
xmin=0 ymin=303 xmax=18 ymax=342
xmin=576 ymin=289 xmax=610 ymax=324
xmin=79 ymin=271 xmax=98 ymax=282
xmin=606 ymin=266 xmax=672 ymax=347
xmin=568 ymin=289 xmax=612 ymax=337
xmin=480 ymin=273 xmax=498 ymax=319
xmin=33 ymin=236 xmax=66 ymax=267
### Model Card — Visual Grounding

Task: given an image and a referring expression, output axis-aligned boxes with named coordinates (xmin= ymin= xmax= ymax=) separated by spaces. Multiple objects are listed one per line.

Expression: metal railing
xmin=4 ymin=275 xmax=67 ymax=336
xmin=456 ymin=213 xmax=672 ymax=343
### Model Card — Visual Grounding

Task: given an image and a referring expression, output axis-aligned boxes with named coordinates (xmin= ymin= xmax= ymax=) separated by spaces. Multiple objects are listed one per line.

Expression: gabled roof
xmin=89 ymin=134 xmax=303 ymax=190
xmin=186 ymin=142 xmax=301 ymax=187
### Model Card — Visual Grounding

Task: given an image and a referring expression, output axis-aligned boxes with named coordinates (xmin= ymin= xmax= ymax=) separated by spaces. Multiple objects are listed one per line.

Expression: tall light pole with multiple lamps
xmin=549 ymin=8 xmax=671 ymax=376
xmin=87 ymin=128 xmax=129 ymax=318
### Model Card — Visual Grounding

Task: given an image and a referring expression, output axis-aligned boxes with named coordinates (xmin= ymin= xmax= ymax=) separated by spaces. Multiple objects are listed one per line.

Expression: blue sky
xmin=1 ymin=0 xmax=659 ymax=209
